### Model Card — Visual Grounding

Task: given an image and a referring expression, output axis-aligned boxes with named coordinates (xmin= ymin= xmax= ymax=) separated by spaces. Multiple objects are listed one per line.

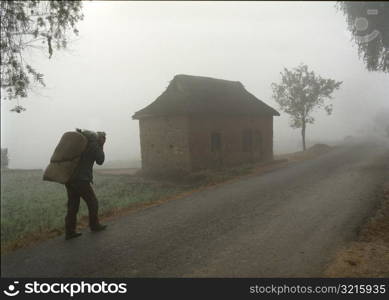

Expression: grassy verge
xmin=324 ymin=181 xmax=389 ymax=277
xmin=1 ymin=169 xmax=188 ymax=254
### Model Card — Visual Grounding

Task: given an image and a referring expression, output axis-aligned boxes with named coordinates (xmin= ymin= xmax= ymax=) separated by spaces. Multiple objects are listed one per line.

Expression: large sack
xmin=43 ymin=131 xmax=88 ymax=184
xmin=43 ymin=158 xmax=81 ymax=184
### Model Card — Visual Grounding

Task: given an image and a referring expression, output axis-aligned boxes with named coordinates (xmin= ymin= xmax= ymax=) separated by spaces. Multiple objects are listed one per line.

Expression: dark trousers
xmin=65 ymin=181 xmax=100 ymax=234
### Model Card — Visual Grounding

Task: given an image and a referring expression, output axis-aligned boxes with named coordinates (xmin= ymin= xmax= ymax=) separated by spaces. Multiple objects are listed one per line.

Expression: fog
xmin=1 ymin=1 xmax=388 ymax=169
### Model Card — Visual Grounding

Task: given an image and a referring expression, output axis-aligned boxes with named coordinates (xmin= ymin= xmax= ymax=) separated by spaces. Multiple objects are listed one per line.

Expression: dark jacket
xmin=70 ymin=140 xmax=105 ymax=183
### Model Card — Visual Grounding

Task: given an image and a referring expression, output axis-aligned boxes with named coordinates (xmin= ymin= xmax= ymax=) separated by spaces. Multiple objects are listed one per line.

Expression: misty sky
xmin=1 ymin=1 xmax=388 ymax=169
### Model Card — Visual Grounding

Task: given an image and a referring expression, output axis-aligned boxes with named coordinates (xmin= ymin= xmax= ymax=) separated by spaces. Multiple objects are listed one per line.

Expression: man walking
xmin=64 ymin=131 xmax=107 ymax=240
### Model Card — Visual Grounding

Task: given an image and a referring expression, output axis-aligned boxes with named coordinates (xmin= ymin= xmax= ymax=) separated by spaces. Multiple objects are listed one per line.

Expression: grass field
xmin=1 ymin=169 xmax=189 ymax=253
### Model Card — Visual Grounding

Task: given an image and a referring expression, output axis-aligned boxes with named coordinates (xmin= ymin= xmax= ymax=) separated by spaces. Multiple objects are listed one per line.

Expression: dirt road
xmin=2 ymin=142 xmax=388 ymax=277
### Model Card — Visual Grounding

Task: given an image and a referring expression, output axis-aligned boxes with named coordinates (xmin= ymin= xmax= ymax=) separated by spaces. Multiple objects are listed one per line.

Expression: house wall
xmin=139 ymin=116 xmax=191 ymax=175
xmin=188 ymin=115 xmax=274 ymax=171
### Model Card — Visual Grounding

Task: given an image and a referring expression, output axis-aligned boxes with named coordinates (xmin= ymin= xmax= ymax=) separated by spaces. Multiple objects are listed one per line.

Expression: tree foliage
xmin=0 ymin=0 xmax=83 ymax=112
xmin=272 ymin=64 xmax=342 ymax=151
xmin=338 ymin=1 xmax=389 ymax=73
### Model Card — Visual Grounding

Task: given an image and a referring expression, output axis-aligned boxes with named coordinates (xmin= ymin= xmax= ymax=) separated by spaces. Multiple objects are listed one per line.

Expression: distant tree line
xmin=1 ymin=148 xmax=9 ymax=168
xmin=374 ymin=109 xmax=389 ymax=139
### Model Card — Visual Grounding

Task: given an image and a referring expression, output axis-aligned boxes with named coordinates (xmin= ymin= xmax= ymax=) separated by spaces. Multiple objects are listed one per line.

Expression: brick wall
xmin=138 ymin=114 xmax=274 ymax=175
xmin=139 ymin=116 xmax=191 ymax=175
xmin=188 ymin=115 xmax=274 ymax=171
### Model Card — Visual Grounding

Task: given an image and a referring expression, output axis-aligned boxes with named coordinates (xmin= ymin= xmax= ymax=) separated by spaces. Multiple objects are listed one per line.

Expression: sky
xmin=1 ymin=1 xmax=388 ymax=169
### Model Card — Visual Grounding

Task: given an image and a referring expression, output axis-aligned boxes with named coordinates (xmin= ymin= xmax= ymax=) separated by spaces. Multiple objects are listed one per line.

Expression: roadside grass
xmin=1 ymin=169 xmax=189 ymax=254
xmin=324 ymin=181 xmax=389 ymax=277
xmin=275 ymin=143 xmax=333 ymax=162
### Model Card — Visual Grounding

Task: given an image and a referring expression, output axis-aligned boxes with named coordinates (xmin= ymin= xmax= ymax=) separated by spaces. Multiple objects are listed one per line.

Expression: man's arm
xmin=95 ymin=133 xmax=106 ymax=165
xmin=95 ymin=144 xmax=105 ymax=165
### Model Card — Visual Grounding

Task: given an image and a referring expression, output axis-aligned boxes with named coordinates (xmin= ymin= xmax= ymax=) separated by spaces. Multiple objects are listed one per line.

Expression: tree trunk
xmin=301 ymin=123 xmax=306 ymax=151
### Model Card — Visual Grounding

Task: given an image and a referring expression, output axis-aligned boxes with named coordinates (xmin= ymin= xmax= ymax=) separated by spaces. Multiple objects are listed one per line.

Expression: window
xmin=242 ymin=129 xmax=253 ymax=152
xmin=211 ymin=132 xmax=222 ymax=152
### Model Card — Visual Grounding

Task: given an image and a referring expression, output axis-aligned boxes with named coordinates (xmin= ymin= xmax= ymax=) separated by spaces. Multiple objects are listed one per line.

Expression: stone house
xmin=132 ymin=74 xmax=279 ymax=175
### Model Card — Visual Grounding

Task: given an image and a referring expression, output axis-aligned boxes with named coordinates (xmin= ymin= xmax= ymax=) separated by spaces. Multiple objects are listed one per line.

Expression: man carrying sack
xmin=64 ymin=130 xmax=107 ymax=240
